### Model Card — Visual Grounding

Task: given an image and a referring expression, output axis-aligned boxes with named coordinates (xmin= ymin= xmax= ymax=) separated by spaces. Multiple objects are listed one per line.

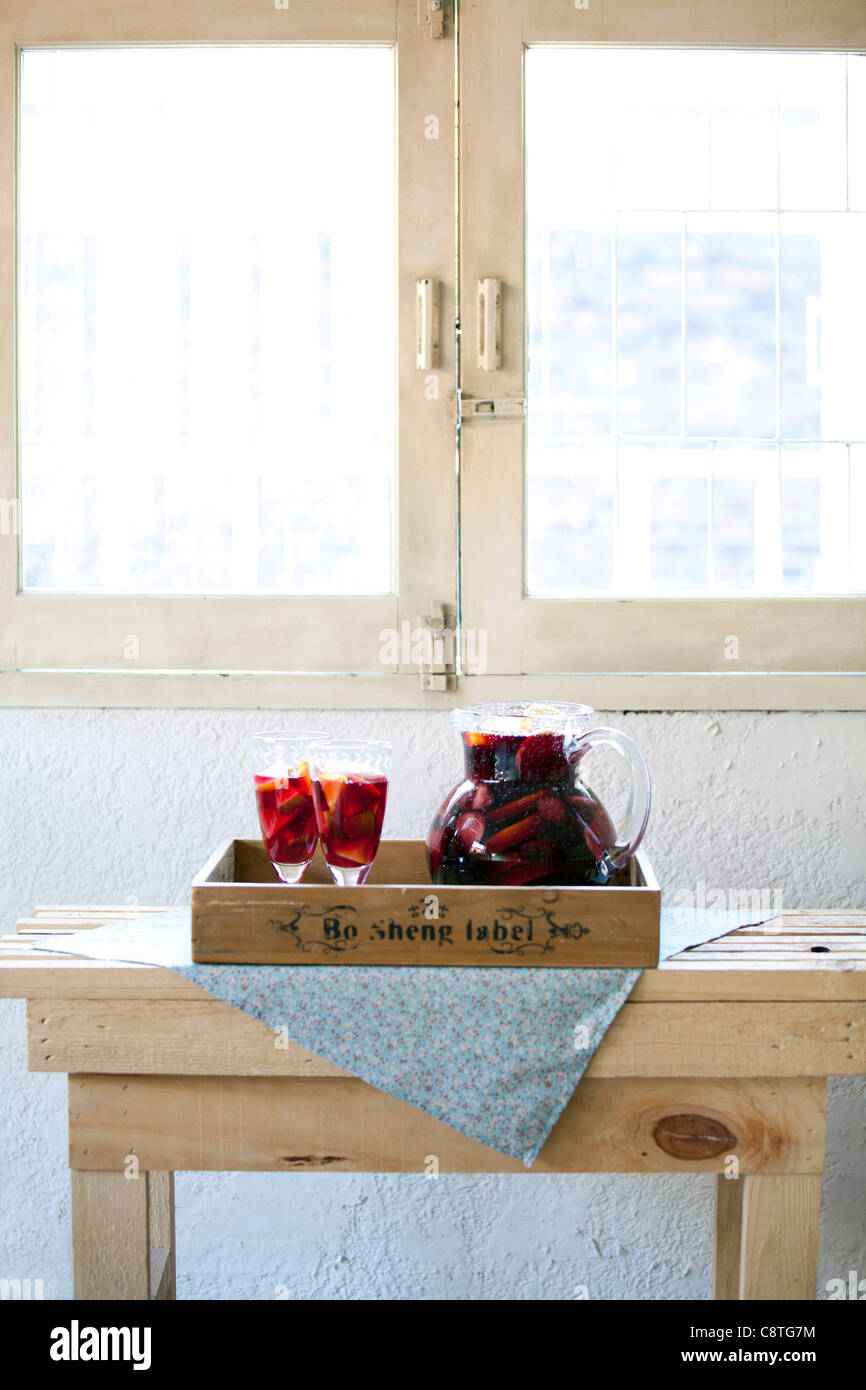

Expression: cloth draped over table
xmin=33 ymin=903 xmax=773 ymax=1166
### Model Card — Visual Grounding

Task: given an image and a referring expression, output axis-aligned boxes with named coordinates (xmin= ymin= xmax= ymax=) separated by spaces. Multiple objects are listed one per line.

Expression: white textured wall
xmin=1 ymin=708 xmax=864 ymax=1299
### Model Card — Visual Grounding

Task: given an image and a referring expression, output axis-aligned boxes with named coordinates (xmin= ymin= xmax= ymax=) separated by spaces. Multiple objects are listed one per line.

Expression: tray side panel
xmin=192 ymin=882 xmax=660 ymax=966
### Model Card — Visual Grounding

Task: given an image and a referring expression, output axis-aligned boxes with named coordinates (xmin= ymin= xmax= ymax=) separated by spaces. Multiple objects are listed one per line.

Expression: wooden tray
xmin=191 ymin=839 xmax=660 ymax=967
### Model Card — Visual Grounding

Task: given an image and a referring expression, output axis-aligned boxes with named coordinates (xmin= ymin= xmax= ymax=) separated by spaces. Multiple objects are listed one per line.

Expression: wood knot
xmin=652 ymin=1113 xmax=736 ymax=1161
xmin=541 ymin=890 xmax=559 ymax=903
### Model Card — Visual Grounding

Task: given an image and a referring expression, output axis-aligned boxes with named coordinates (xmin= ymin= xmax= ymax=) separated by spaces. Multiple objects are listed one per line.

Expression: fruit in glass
xmin=252 ymin=731 xmax=328 ymax=884
xmin=308 ymin=739 xmax=391 ymax=886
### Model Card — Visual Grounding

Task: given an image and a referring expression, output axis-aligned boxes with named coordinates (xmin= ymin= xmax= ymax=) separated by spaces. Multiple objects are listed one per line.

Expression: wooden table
xmin=2 ymin=907 xmax=865 ymax=1302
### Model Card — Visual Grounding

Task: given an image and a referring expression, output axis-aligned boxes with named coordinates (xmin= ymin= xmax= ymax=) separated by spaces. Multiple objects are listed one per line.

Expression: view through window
xmin=18 ymin=46 xmax=395 ymax=595
xmin=525 ymin=49 xmax=866 ymax=597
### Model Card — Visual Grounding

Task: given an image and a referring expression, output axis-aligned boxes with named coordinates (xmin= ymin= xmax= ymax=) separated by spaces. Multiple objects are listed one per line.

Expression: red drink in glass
xmin=254 ymin=769 xmax=318 ymax=873
xmin=308 ymin=739 xmax=392 ymax=886
xmin=427 ymin=729 xmax=617 ymax=887
xmin=425 ymin=702 xmax=650 ymax=890
xmin=252 ymin=731 xmax=328 ymax=884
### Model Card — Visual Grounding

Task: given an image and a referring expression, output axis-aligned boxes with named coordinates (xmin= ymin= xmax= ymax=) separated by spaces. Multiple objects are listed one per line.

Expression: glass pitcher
xmin=426 ymin=701 xmax=651 ymax=887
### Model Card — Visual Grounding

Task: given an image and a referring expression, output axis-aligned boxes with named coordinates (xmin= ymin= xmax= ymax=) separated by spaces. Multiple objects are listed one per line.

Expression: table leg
xmin=70 ymin=1169 xmax=176 ymax=1300
xmin=148 ymin=1170 xmax=176 ymax=1301
xmin=712 ymin=1174 xmax=743 ymax=1300
xmin=738 ymin=1174 xmax=822 ymax=1301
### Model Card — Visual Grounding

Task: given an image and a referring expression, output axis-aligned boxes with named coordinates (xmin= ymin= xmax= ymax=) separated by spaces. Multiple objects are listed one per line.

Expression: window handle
xmin=477 ymin=277 xmax=502 ymax=370
xmin=416 ymin=277 xmax=440 ymax=370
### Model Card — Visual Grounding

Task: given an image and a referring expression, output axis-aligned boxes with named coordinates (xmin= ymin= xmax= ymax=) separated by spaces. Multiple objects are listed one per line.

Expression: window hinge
xmin=417 ymin=0 xmax=446 ymax=39
xmin=418 ymin=600 xmax=457 ymax=691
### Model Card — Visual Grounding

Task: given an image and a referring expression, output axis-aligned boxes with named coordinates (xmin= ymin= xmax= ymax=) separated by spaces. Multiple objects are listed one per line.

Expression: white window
xmin=2 ymin=0 xmax=864 ymax=709
xmin=458 ymin=0 xmax=866 ymax=709
xmin=0 ymin=0 xmax=456 ymax=699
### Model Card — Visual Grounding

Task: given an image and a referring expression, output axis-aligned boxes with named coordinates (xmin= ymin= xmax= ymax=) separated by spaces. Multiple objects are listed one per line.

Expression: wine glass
xmin=308 ymin=739 xmax=391 ymax=886
xmin=252 ymin=731 xmax=329 ymax=884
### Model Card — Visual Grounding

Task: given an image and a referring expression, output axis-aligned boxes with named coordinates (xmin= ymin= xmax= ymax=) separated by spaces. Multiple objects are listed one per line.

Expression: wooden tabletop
xmin=3 ymin=906 xmax=865 ymax=1000
xmin=1 ymin=908 xmax=864 ymax=1085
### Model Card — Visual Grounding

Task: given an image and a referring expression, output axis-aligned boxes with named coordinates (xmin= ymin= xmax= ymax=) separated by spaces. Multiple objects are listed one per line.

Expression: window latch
xmin=459 ymin=394 xmax=526 ymax=421
xmin=417 ymin=600 xmax=457 ymax=691
xmin=417 ymin=0 xmax=445 ymax=39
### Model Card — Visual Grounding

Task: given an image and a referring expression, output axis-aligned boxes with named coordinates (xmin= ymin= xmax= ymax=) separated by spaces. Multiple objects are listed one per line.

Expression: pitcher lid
xmin=449 ymin=700 xmax=595 ymax=735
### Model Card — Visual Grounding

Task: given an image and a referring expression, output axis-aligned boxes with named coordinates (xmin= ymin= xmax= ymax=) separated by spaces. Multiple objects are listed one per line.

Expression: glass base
xmin=272 ymin=860 xmax=312 ymax=885
xmin=325 ymin=862 xmax=373 ymax=887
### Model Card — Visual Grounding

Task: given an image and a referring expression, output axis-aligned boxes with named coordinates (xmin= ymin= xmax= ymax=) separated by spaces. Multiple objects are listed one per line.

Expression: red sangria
xmin=309 ymin=739 xmax=391 ymax=886
xmin=427 ymin=703 xmax=651 ymax=888
xmin=252 ymin=732 xmax=328 ymax=884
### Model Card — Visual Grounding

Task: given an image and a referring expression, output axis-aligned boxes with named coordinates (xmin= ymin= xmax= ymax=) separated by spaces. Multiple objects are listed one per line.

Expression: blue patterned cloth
xmin=33 ymin=904 xmax=772 ymax=1166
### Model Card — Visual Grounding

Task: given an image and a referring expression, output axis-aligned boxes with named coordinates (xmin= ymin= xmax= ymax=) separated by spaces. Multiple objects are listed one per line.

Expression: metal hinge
xmin=417 ymin=0 xmax=445 ymax=39
xmin=417 ymin=600 xmax=457 ymax=691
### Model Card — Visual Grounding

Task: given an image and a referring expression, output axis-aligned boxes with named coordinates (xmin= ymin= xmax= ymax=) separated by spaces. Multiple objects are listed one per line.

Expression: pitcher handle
xmin=570 ymin=727 xmax=651 ymax=872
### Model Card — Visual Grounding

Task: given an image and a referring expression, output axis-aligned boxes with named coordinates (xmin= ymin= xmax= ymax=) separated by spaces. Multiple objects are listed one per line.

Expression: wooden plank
xmin=32 ymin=998 xmax=866 ymax=1078
xmin=664 ymin=954 xmax=866 ymax=967
xmin=70 ymin=1168 xmax=150 ymax=1301
xmin=68 ymin=1074 xmax=826 ymax=1176
xmin=2 ymin=0 xmax=397 ymax=44
xmin=676 ymin=939 xmax=866 ymax=955
xmin=1 ymin=955 xmax=864 ymax=1003
xmin=0 ymin=959 xmax=209 ymax=1000
xmin=4 ymin=949 xmax=866 ymax=1004
xmin=149 ymin=1249 xmax=171 ymax=1302
xmin=591 ymin=1002 xmax=866 ymax=1077
xmin=712 ymin=1175 xmax=744 ymax=1301
xmin=633 ymin=969 xmax=866 ymax=1002
xmin=192 ymin=840 xmax=661 ymax=968
xmin=147 ymin=1171 xmax=175 ymax=1302
xmin=30 ymin=998 xmax=347 ymax=1076
xmin=738 ymin=1173 xmax=822 ymax=1300
xmin=2 ymin=668 xmax=864 ymax=713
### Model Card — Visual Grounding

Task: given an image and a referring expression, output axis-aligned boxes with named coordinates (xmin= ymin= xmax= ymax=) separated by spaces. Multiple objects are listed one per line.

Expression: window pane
xmin=19 ymin=47 xmax=395 ymax=594
xmin=611 ymin=52 xmax=709 ymax=209
xmin=525 ymin=444 xmax=615 ymax=595
xmin=779 ymin=55 xmax=847 ymax=210
xmin=619 ymin=444 xmax=709 ymax=594
xmin=616 ymin=214 xmax=681 ymax=437
xmin=711 ymin=443 xmax=775 ymax=592
xmin=527 ymin=223 xmax=612 ymax=438
xmin=849 ymin=55 xmax=866 ymax=210
xmin=525 ymin=48 xmax=866 ymax=597
xmin=686 ymin=213 xmax=776 ymax=439
xmin=781 ymin=444 xmax=849 ymax=593
xmin=781 ymin=214 xmax=866 ymax=440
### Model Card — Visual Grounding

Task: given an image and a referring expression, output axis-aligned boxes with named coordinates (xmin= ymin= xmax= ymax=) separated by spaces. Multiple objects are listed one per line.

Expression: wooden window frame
xmin=0 ymin=0 xmax=458 ymax=708
xmin=457 ymin=0 xmax=866 ymax=711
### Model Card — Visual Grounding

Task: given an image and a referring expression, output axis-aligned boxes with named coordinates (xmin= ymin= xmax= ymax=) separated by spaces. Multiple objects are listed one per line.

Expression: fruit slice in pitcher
xmin=484 ymin=813 xmax=542 ymax=853
xmin=515 ymin=732 xmax=568 ymax=782
xmin=569 ymin=795 xmax=616 ymax=861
